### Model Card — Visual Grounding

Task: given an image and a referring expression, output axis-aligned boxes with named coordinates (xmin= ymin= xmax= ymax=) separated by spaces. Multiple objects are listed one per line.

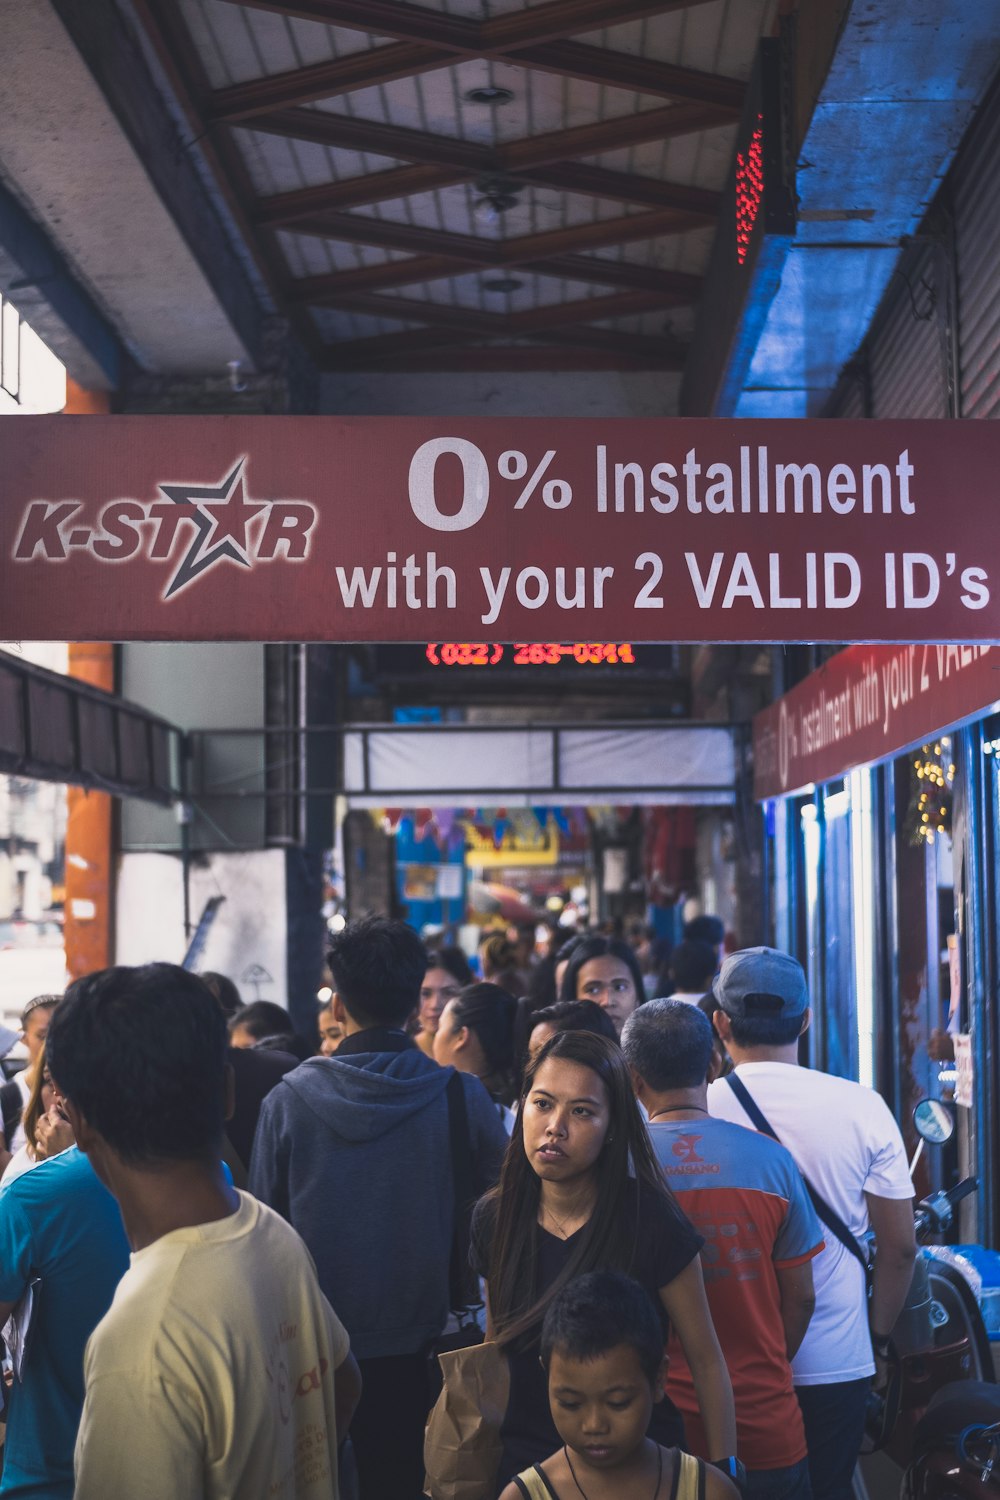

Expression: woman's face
xmin=419 ymin=967 xmax=463 ymax=1035
xmin=522 ymin=1057 xmax=611 ymax=1185
xmin=432 ymin=1000 xmax=466 ymax=1069
xmin=228 ymin=1022 xmax=256 ymax=1049
xmin=574 ymin=957 xmax=638 ymax=1035
xmin=318 ymin=1009 xmax=344 ymax=1056
xmin=22 ymin=1006 xmax=55 ymax=1066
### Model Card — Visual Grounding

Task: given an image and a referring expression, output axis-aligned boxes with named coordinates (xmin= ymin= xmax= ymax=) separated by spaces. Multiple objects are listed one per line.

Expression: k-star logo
xmin=12 ymin=458 xmax=317 ymax=600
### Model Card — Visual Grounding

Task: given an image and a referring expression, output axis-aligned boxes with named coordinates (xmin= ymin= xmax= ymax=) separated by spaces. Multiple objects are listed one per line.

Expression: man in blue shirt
xmin=0 ymin=1145 xmax=131 ymax=1498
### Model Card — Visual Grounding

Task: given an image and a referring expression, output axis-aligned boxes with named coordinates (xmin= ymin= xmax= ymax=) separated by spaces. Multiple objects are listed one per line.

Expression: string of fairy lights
xmin=909 ymin=735 xmax=955 ymax=845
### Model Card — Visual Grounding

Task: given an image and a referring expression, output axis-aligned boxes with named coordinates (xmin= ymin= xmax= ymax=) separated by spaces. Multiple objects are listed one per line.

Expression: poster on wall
xmin=4 ymin=416 xmax=1000 ymax=644
xmin=953 ymin=1033 xmax=974 ymax=1110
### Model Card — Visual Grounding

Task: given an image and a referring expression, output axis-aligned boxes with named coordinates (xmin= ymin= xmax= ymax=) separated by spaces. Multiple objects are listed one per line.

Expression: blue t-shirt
xmin=0 ymin=1148 xmax=131 ymax=1498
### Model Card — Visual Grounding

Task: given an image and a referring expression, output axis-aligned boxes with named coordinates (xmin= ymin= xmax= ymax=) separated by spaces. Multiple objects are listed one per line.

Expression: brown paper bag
xmin=424 ymin=1339 xmax=509 ymax=1500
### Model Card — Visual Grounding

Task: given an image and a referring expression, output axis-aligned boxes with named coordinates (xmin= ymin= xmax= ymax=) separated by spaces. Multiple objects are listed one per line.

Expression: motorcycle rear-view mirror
xmin=913 ymin=1098 xmax=955 ymax=1145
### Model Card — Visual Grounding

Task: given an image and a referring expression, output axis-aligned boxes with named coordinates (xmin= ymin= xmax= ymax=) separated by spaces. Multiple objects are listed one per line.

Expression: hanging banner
xmin=754 ymin=642 xmax=1000 ymax=799
xmin=3 ymin=415 xmax=1000 ymax=643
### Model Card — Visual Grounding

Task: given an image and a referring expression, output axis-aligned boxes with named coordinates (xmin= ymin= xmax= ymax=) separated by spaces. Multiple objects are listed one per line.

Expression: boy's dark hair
xmin=620 ymin=999 xmax=713 ymax=1091
xmin=329 ymin=915 xmax=427 ymax=1027
xmin=46 ymin=964 xmax=228 ymax=1166
xmin=531 ymin=999 xmax=619 ymax=1047
xmin=200 ymin=971 xmax=244 ymax=1019
xmin=669 ymin=939 xmax=717 ymax=993
xmin=541 ymin=1270 xmax=665 ymax=1384
xmin=727 ymin=1010 xmax=806 ymax=1048
xmin=229 ymin=1000 xmax=292 ymax=1040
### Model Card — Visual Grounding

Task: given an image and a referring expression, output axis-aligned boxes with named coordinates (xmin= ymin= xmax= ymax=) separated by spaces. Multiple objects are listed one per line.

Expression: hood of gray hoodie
xmin=279 ymin=1048 xmax=453 ymax=1143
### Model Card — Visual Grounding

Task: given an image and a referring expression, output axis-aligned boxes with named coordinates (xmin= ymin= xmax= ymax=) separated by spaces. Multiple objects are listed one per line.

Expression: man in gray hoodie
xmin=250 ymin=915 xmax=509 ymax=1500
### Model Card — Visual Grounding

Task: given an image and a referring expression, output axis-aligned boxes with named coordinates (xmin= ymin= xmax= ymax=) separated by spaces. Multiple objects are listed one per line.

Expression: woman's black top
xmin=471 ymin=1180 xmax=704 ymax=1493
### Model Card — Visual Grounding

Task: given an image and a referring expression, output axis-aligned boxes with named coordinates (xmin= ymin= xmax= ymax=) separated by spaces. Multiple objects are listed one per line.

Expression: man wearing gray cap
xmin=707 ymin=948 xmax=916 ymax=1500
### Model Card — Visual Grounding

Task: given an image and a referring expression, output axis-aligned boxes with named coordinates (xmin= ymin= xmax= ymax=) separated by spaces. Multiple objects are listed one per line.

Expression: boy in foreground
xmin=500 ymin=1271 xmax=740 ymax=1500
xmin=46 ymin=963 xmax=361 ymax=1500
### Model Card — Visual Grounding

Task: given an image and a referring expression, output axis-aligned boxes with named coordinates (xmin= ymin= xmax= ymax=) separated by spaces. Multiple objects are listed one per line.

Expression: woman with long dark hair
xmin=433 ymin=982 xmax=518 ymax=1128
xmin=413 ymin=946 xmax=474 ymax=1059
xmin=472 ymin=1030 xmax=735 ymax=1493
xmin=559 ymin=934 xmax=645 ymax=1035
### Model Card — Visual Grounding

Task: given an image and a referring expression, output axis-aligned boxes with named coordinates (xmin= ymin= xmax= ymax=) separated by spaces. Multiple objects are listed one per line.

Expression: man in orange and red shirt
xmin=623 ymin=1000 xmax=823 ymax=1500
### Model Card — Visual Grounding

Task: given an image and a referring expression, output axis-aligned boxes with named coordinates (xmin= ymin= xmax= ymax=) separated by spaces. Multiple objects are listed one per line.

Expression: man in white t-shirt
xmin=707 ymin=948 xmax=916 ymax=1500
xmin=46 ymin=962 xmax=362 ymax=1500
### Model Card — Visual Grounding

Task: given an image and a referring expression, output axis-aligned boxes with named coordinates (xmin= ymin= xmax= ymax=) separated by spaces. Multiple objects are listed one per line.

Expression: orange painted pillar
xmin=64 ymin=645 xmax=115 ymax=981
xmin=62 ymin=382 xmax=115 ymax=981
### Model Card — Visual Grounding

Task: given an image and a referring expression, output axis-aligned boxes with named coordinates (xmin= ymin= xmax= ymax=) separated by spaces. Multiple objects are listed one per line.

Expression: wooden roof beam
xmin=326 ymin=324 xmax=680 ymax=362
xmin=219 ymin=0 xmax=719 ymax=52
xmin=508 ymin=41 xmax=744 ymax=110
xmin=209 ymin=1 xmax=743 ymax=117
xmin=212 ymin=47 xmax=740 ymax=123
xmin=289 ymin=203 xmax=707 ymax=266
xmin=208 ymin=44 xmax=453 ymax=123
xmin=250 ymin=101 xmax=735 ymax=170
xmin=325 ymin=344 xmax=685 ymax=373
xmin=310 ymin=286 xmax=673 ymax=334
xmin=255 ymin=158 xmax=719 ymax=226
xmin=290 ymin=252 xmax=701 ymax=300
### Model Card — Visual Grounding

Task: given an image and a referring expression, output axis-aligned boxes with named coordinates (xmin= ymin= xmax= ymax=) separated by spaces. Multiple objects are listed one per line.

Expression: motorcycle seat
xmin=914 ymin=1381 xmax=1000 ymax=1450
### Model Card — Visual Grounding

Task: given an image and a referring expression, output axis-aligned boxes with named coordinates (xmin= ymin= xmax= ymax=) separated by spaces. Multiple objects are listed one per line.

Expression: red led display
xmin=735 ymin=113 xmax=765 ymax=265
xmin=425 ymin=643 xmax=637 ymax=667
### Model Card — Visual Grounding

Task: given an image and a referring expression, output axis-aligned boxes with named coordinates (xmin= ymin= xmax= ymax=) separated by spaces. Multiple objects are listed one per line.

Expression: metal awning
xmin=0 ymin=650 xmax=182 ymax=804
xmin=341 ymin=721 xmax=739 ymax=807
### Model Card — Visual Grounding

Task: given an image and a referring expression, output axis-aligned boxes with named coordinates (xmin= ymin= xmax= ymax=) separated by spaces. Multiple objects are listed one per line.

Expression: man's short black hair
xmin=531 ymin=999 xmax=619 ymax=1047
xmin=46 ymin=964 xmax=228 ymax=1166
xmin=620 ymin=999 xmax=714 ymax=1091
xmin=200 ymin=971 xmax=244 ymax=1019
xmin=669 ymin=939 xmax=717 ymax=993
xmin=541 ymin=1271 xmax=664 ymax=1384
xmin=230 ymin=1000 xmax=292 ymax=1039
xmin=727 ymin=1010 xmax=806 ymax=1048
xmin=684 ymin=914 xmax=724 ymax=948
xmin=328 ymin=915 xmax=427 ymax=1028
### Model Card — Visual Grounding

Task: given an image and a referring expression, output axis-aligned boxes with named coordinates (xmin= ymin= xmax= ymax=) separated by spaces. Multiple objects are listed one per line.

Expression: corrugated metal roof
xmin=146 ymin=0 xmax=779 ymax=368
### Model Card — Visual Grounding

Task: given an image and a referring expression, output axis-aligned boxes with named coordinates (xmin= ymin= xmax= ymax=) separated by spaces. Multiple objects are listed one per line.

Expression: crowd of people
xmin=0 ymin=913 xmax=917 ymax=1500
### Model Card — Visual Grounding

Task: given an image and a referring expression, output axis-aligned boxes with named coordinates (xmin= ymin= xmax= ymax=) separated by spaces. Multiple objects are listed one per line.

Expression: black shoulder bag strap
xmin=444 ymin=1070 xmax=477 ymax=1311
xmin=725 ymin=1072 xmax=870 ymax=1272
xmin=0 ymin=1081 xmax=22 ymax=1145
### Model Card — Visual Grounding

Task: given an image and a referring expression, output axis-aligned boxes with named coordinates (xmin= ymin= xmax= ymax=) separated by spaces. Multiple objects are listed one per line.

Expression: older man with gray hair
xmin=622 ymin=998 xmax=823 ymax=1500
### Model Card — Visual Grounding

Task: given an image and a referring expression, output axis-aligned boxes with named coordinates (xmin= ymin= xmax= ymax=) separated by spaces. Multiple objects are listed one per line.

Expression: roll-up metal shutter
xmin=828 ymin=371 xmax=866 ymax=418
xmin=869 ymin=242 xmax=949 ymax=418
xmin=954 ymin=88 xmax=1000 ymax=419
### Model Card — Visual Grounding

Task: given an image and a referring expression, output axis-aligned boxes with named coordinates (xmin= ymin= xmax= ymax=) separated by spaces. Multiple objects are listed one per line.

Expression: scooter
xmin=855 ymin=1100 xmax=999 ymax=1500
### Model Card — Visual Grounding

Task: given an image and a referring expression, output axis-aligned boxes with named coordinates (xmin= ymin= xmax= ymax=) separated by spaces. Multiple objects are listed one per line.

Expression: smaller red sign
xmin=753 ymin=643 xmax=1000 ymax=799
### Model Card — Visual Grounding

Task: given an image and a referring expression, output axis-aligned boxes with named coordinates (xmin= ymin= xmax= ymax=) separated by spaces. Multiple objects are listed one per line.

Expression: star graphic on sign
xmin=158 ymin=459 xmax=266 ymax=598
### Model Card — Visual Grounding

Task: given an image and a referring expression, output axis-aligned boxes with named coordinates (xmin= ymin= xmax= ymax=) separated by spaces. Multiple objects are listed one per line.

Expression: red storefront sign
xmin=753 ymin=643 xmax=1000 ymax=799
xmin=3 ymin=415 xmax=1000 ymax=643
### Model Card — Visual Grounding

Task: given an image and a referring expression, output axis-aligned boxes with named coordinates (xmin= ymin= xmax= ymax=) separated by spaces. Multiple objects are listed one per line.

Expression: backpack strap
xmin=444 ymin=1070 xmax=477 ymax=1311
xmin=725 ymin=1073 xmax=870 ymax=1272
